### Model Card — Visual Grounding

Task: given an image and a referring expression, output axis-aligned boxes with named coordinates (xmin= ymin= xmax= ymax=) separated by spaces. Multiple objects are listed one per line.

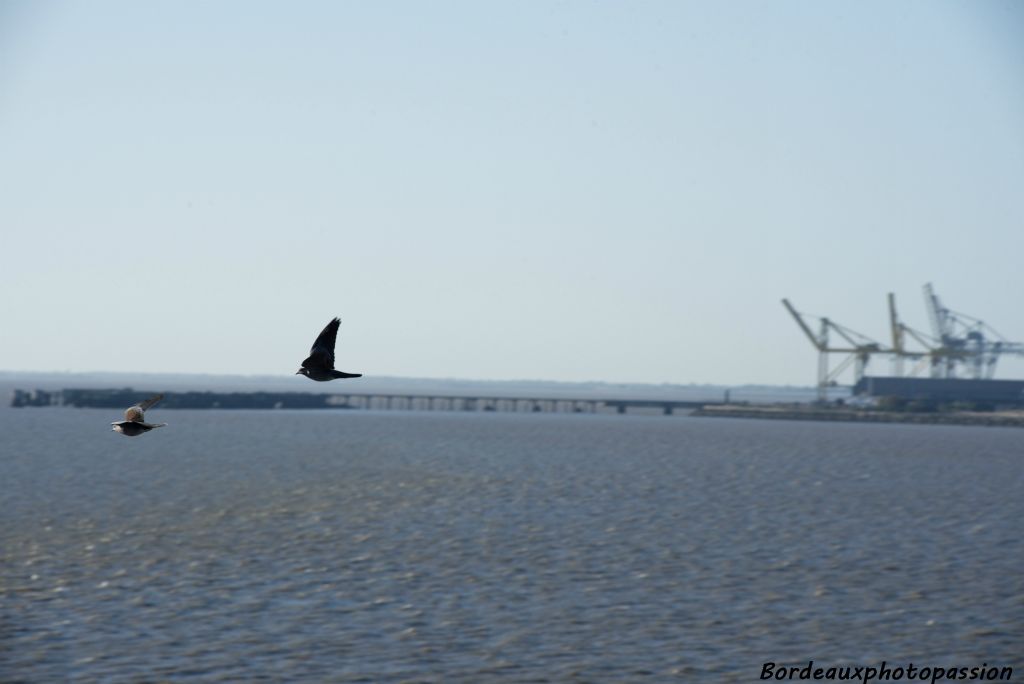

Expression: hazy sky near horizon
xmin=2 ymin=1 xmax=1023 ymax=385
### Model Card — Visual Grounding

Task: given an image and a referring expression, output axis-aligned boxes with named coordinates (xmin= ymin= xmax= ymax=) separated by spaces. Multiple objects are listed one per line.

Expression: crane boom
xmin=782 ymin=299 xmax=823 ymax=351
xmin=887 ymin=293 xmax=903 ymax=353
xmin=924 ymin=283 xmax=949 ymax=341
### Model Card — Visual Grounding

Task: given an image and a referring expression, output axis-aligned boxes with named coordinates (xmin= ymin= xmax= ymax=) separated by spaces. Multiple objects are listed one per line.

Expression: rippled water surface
xmin=2 ymin=409 xmax=1021 ymax=682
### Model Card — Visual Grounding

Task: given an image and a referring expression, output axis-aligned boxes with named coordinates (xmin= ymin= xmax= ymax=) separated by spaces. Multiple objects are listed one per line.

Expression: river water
xmin=2 ymin=408 xmax=1021 ymax=682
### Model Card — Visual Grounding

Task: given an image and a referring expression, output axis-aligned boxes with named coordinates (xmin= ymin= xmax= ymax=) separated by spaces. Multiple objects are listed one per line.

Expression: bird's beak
xmin=295 ymin=370 xmax=302 ymax=375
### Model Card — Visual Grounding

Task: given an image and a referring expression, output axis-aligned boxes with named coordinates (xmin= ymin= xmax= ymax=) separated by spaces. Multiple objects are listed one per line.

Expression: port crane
xmin=785 ymin=285 xmax=1024 ymax=397
xmin=782 ymin=299 xmax=888 ymax=401
xmin=921 ymin=283 xmax=1024 ymax=379
xmin=887 ymin=292 xmax=945 ymax=377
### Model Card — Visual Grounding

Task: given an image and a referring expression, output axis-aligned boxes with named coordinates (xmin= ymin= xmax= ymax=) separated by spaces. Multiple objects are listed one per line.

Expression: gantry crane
xmin=782 ymin=299 xmax=888 ymax=402
xmin=922 ymin=283 xmax=1024 ymax=379
xmin=786 ymin=286 xmax=1024 ymax=397
xmin=887 ymin=292 xmax=946 ymax=377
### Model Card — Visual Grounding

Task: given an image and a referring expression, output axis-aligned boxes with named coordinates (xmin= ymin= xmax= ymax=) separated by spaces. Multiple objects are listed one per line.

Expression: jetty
xmin=692 ymin=404 xmax=1024 ymax=428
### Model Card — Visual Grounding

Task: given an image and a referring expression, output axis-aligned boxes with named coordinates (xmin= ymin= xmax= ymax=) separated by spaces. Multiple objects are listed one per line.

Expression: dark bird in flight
xmin=111 ymin=394 xmax=167 ymax=437
xmin=296 ymin=317 xmax=363 ymax=382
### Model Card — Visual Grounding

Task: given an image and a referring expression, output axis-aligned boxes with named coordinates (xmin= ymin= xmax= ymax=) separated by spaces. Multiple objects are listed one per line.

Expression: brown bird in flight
xmin=296 ymin=317 xmax=363 ymax=382
xmin=111 ymin=393 xmax=167 ymax=437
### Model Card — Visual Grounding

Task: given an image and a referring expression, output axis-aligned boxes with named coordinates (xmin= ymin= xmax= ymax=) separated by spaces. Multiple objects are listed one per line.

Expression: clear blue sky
xmin=2 ymin=1 xmax=1022 ymax=385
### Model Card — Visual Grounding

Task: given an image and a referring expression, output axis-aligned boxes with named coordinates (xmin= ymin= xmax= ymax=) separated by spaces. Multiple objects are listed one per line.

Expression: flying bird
xmin=111 ymin=393 xmax=167 ymax=437
xmin=296 ymin=317 xmax=363 ymax=382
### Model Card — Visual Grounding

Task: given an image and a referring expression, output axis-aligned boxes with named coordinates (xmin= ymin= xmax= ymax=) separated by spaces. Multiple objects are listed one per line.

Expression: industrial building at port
xmin=784 ymin=284 xmax=1024 ymax=407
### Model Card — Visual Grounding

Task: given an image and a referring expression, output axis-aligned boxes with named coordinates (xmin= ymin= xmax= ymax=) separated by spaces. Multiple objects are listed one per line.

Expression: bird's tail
xmin=334 ymin=371 xmax=362 ymax=379
xmin=151 ymin=423 xmax=168 ymax=428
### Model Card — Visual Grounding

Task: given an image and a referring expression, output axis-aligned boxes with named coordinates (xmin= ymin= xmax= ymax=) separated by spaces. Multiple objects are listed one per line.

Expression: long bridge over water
xmin=12 ymin=388 xmax=721 ymax=416
xmin=320 ymin=394 xmax=715 ymax=415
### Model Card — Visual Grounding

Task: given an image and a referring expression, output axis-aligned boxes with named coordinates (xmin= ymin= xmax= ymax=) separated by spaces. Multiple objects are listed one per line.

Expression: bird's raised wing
xmin=124 ymin=393 xmax=164 ymax=422
xmin=302 ymin=317 xmax=340 ymax=370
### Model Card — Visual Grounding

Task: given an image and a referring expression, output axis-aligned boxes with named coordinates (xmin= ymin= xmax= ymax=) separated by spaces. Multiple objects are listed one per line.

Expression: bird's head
xmin=296 ymin=368 xmax=309 ymax=377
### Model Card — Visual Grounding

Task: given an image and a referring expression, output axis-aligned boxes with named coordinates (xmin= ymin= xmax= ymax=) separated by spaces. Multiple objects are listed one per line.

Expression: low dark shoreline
xmin=692 ymin=404 xmax=1024 ymax=428
xmin=14 ymin=388 xmax=1024 ymax=427
xmin=9 ymin=387 xmax=714 ymax=415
